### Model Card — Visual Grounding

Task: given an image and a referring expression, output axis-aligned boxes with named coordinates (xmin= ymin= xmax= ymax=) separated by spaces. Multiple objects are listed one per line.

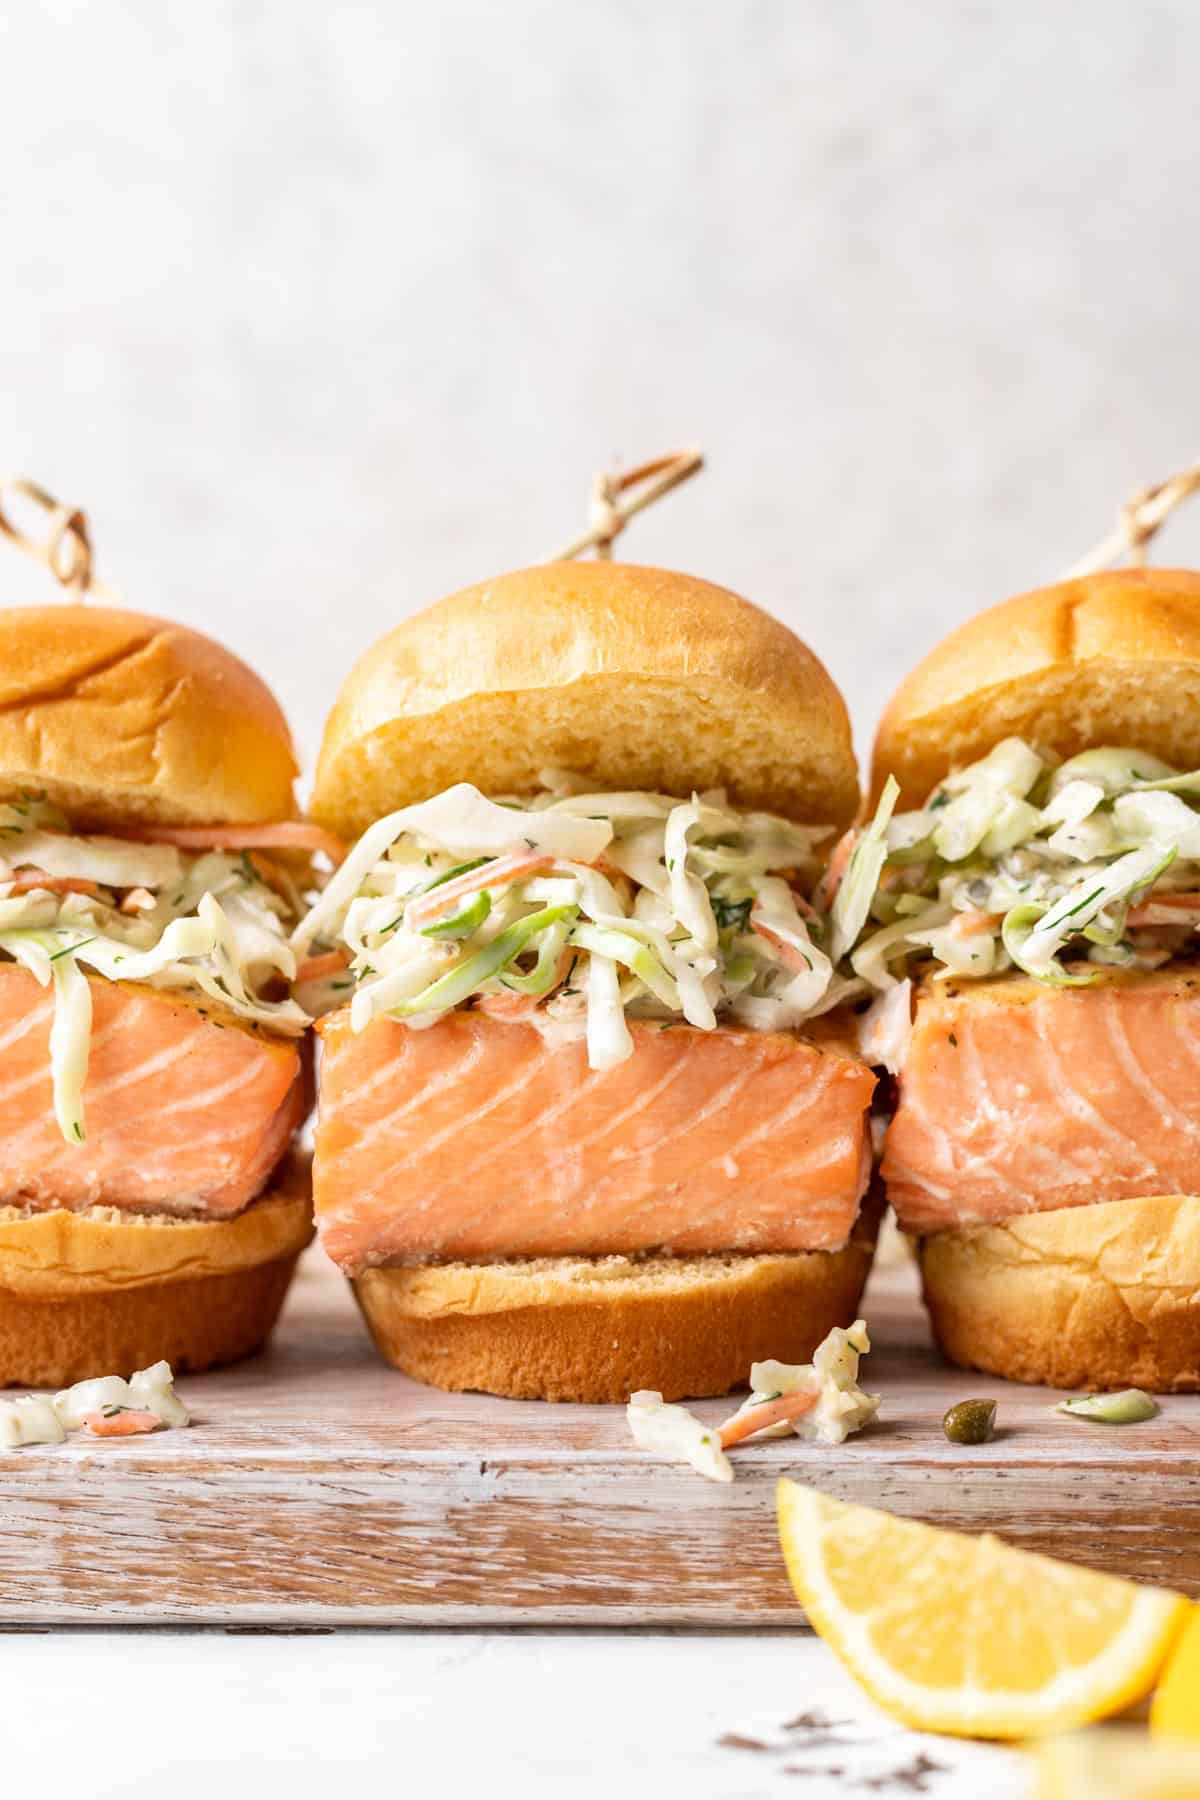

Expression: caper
xmin=942 ymin=1398 xmax=997 ymax=1445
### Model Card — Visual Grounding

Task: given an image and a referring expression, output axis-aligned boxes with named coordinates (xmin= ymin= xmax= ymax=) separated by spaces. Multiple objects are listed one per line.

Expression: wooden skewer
xmin=0 ymin=476 xmax=118 ymax=600
xmin=1062 ymin=459 xmax=1200 ymax=579
xmin=544 ymin=448 xmax=704 ymax=562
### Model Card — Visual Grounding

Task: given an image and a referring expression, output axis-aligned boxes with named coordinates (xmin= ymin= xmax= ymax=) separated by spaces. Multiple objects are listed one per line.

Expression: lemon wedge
xmin=1151 ymin=1603 xmax=1200 ymax=1743
xmin=1037 ymin=1727 xmax=1200 ymax=1797
xmin=777 ymin=1480 xmax=1188 ymax=1740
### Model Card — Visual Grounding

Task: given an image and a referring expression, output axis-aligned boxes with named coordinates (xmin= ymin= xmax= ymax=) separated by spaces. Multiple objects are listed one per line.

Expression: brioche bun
xmin=919 ymin=1193 xmax=1200 ymax=1392
xmin=351 ymin=1186 xmax=881 ymax=1403
xmin=311 ymin=562 xmax=858 ymax=839
xmin=872 ymin=569 xmax=1200 ymax=806
xmin=0 ymin=1157 xmax=313 ymax=1387
xmin=875 ymin=569 xmax=1200 ymax=1391
xmin=0 ymin=605 xmax=298 ymax=827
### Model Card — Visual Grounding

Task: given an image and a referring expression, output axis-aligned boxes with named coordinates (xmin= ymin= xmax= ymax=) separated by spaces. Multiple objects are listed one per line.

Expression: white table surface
xmin=2 ymin=1629 xmax=1027 ymax=1797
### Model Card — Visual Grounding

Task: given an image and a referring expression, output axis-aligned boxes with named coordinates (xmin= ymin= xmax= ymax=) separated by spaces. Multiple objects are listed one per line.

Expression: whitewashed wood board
xmin=3 ymin=1250 xmax=1199 ymax=1625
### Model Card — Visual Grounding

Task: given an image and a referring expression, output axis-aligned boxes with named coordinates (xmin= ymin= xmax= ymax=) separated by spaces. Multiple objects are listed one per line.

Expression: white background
xmin=0 ymin=1629 xmax=1024 ymax=1798
xmin=5 ymin=2 xmax=1200 ymax=779
xmin=3 ymin=7 xmax=1197 ymax=1794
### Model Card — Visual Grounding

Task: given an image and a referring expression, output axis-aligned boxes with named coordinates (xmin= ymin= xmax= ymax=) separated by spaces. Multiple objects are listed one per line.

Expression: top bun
xmin=0 ymin=606 xmax=298 ymax=827
xmin=872 ymin=569 xmax=1200 ymax=806
xmin=311 ymin=562 xmax=858 ymax=838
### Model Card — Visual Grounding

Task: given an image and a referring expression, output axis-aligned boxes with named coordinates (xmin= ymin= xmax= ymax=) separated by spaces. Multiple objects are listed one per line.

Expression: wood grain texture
xmin=3 ymin=1249 xmax=1199 ymax=1625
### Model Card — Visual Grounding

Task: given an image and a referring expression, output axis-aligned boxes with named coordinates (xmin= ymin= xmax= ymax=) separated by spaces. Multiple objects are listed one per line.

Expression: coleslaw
xmin=847 ymin=739 xmax=1200 ymax=1007
xmin=290 ymin=772 xmax=847 ymax=1069
xmin=0 ymin=795 xmax=308 ymax=1143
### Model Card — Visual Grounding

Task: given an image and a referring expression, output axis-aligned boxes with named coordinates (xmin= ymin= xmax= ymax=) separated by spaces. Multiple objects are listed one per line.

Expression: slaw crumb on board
xmin=626 ymin=1321 xmax=878 ymax=1482
xmin=0 ymin=1360 xmax=190 ymax=1449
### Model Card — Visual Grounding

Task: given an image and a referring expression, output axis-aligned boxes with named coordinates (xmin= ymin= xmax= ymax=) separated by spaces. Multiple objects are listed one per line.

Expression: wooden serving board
xmin=3 ymin=1248 xmax=1199 ymax=1626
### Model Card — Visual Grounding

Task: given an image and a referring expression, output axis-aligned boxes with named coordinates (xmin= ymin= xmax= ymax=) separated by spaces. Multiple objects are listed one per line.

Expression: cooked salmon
xmin=0 ymin=965 xmax=304 ymax=1217
xmin=883 ymin=965 xmax=1200 ymax=1233
xmin=313 ymin=1010 xmax=876 ymax=1272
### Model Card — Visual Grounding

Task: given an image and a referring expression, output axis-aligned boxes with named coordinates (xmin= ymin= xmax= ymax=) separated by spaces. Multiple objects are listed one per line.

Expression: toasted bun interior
xmin=0 ymin=605 xmax=298 ymax=827
xmin=311 ymin=562 xmax=858 ymax=839
xmin=0 ymin=1158 xmax=314 ymax=1388
xmin=352 ymin=1189 xmax=881 ymax=1402
xmin=872 ymin=569 xmax=1200 ymax=806
xmin=919 ymin=1192 xmax=1200 ymax=1392
xmin=0 ymin=1158 xmax=314 ymax=1298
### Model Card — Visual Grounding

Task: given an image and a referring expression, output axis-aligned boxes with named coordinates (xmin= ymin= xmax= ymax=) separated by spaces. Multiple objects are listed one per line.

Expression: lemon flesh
xmin=777 ymin=1480 xmax=1188 ymax=1741
xmin=1038 ymin=1727 xmax=1200 ymax=1798
xmin=1151 ymin=1603 xmax=1200 ymax=1743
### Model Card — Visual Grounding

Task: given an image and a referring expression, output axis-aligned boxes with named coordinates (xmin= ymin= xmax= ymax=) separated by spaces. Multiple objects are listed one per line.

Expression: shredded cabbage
xmin=291 ymin=784 xmax=612 ymax=958
xmin=0 ymin=1395 xmax=66 ymax=1449
xmin=839 ymin=737 xmax=1200 ymax=1017
xmin=830 ymin=778 xmax=898 ymax=962
xmin=626 ymin=1390 xmax=733 ymax=1483
xmin=0 ymin=800 xmax=309 ymax=1144
xmin=49 ymin=944 xmax=93 ymax=1143
xmin=586 ymin=950 xmax=633 ymax=1070
xmin=856 ymin=979 xmax=913 ymax=1074
xmin=291 ymin=776 xmax=840 ymax=1070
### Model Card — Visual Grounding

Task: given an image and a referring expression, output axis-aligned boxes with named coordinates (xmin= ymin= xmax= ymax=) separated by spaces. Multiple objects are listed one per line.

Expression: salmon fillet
xmin=883 ymin=965 xmax=1200 ymax=1233
xmin=0 ymin=965 xmax=304 ymax=1218
xmin=313 ymin=1010 xmax=876 ymax=1272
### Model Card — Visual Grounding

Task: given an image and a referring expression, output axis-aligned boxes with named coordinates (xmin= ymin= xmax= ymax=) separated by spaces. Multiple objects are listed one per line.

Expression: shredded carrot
xmin=295 ymin=949 xmax=352 ymax=985
xmin=586 ymin=855 xmax=634 ymax=887
xmin=107 ymin=822 xmax=348 ymax=865
xmin=751 ymin=911 xmax=813 ymax=974
xmin=246 ymin=851 xmax=295 ymax=897
xmin=813 ymin=829 xmax=855 ymax=910
xmin=718 ymin=1389 xmax=818 ymax=1449
xmin=1128 ymin=892 xmax=1200 ymax=925
xmin=6 ymin=872 xmax=101 ymax=899
xmin=82 ymin=1409 xmax=164 ymax=1438
xmin=405 ymin=852 xmax=554 ymax=933
xmin=950 ymin=909 xmax=1004 ymax=937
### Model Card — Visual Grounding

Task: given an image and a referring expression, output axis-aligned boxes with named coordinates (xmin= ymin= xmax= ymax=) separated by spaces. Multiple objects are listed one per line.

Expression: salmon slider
xmin=853 ymin=567 xmax=1200 ymax=1390
xmin=293 ymin=561 xmax=880 ymax=1402
xmin=0 ymin=602 xmax=323 ymax=1385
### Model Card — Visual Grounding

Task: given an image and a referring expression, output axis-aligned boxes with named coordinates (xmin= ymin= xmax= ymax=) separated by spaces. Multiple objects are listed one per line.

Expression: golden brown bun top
xmin=872 ymin=568 xmax=1200 ymax=806
xmin=311 ymin=561 xmax=858 ymax=839
xmin=0 ymin=605 xmax=298 ymax=827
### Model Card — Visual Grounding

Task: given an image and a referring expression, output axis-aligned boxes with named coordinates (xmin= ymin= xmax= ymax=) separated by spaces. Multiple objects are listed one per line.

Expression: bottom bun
xmin=0 ymin=1157 xmax=313 ymax=1388
xmin=353 ymin=1188 xmax=882 ymax=1403
xmin=919 ymin=1193 xmax=1200 ymax=1392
